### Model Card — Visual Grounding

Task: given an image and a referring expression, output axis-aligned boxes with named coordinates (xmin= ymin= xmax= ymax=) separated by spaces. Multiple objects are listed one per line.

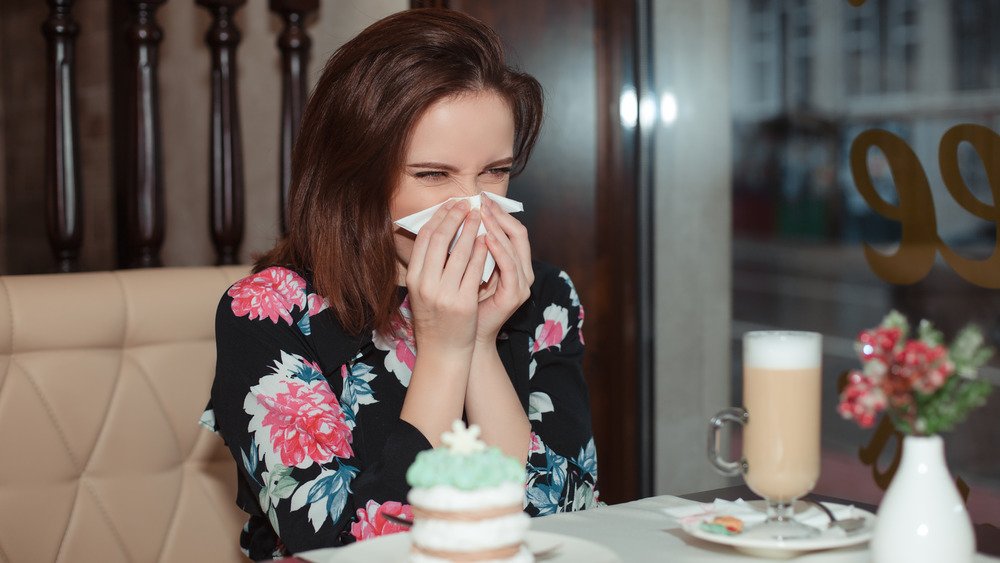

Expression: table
xmin=531 ymin=493 xmax=999 ymax=562
xmin=292 ymin=487 xmax=1000 ymax=562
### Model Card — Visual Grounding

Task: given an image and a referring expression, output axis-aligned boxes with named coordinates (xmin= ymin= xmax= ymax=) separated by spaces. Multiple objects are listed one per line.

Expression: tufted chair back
xmin=0 ymin=267 xmax=249 ymax=563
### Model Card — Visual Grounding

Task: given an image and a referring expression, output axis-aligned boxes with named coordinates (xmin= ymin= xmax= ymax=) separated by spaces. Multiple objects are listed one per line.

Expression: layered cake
xmin=406 ymin=421 xmax=532 ymax=562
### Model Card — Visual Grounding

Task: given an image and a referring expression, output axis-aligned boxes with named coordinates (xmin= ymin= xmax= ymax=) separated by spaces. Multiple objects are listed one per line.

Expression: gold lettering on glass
xmin=849 ymin=125 xmax=1000 ymax=288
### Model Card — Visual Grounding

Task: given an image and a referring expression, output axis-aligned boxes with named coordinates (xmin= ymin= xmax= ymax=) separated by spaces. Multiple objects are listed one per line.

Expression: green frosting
xmin=407 ymin=446 xmax=526 ymax=490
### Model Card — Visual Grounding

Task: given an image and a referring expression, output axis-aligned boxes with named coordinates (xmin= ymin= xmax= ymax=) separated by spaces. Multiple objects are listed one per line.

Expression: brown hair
xmin=255 ymin=8 xmax=543 ymax=336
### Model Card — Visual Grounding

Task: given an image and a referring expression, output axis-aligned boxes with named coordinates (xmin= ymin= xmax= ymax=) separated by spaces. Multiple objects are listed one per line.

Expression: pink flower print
xmin=577 ymin=304 xmax=586 ymax=346
xmin=350 ymin=500 xmax=414 ymax=541
xmin=307 ymin=293 xmax=329 ymax=316
xmin=228 ymin=267 xmax=308 ymax=325
xmin=245 ymin=373 xmax=354 ymax=470
xmin=530 ymin=304 xmax=570 ymax=354
xmin=528 ymin=432 xmax=544 ymax=455
xmin=372 ymin=296 xmax=417 ymax=386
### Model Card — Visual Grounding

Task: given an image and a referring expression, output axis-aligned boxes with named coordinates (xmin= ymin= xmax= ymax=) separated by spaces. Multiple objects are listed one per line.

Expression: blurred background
xmin=1 ymin=0 xmax=997 ymax=526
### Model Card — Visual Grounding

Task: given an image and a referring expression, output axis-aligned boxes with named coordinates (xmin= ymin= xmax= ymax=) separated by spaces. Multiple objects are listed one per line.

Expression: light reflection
xmin=620 ymin=87 xmax=638 ymax=128
xmin=660 ymin=91 xmax=678 ymax=125
xmin=639 ymin=95 xmax=657 ymax=128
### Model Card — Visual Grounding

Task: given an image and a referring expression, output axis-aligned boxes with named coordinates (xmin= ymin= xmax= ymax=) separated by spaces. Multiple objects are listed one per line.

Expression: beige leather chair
xmin=0 ymin=267 xmax=250 ymax=563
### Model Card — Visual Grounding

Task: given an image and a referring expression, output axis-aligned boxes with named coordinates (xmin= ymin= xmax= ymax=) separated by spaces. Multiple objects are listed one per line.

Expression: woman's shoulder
xmin=216 ymin=265 xmax=367 ymax=373
xmin=219 ymin=265 xmax=322 ymax=327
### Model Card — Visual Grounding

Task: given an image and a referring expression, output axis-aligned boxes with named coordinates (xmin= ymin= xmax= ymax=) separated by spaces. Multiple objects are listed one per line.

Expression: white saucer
xmin=297 ymin=530 xmax=623 ymax=562
xmin=681 ymin=501 xmax=876 ymax=559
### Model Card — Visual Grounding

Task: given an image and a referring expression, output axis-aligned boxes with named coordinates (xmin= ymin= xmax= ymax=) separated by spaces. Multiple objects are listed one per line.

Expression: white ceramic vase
xmin=871 ymin=435 xmax=974 ymax=563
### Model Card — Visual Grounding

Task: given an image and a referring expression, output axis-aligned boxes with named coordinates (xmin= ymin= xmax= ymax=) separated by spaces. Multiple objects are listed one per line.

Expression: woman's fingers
xmin=442 ymin=209 xmax=482 ymax=285
xmin=410 ymin=200 xmax=470 ymax=284
xmin=484 ymin=197 xmax=533 ymax=282
xmin=407 ymin=199 xmax=456 ymax=282
xmin=461 ymin=235 xmax=490 ymax=294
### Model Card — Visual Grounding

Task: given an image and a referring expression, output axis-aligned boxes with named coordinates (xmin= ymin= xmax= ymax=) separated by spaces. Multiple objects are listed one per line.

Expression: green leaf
xmin=917 ymin=319 xmax=944 ymax=346
xmin=272 ymin=474 xmax=298 ymax=500
xmin=272 ymin=463 xmax=294 ymax=480
xmin=881 ymin=310 xmax=910 ymax=337
xmin=268 ymin=507 xmax=281 ymax=536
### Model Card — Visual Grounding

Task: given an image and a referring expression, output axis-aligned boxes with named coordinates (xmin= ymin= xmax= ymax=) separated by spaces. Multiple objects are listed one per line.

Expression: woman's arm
xmin=400 ymin=199 xmax=489 ymax=446
xmin=465 ymin=341 xmax=531 ymax=461
xmin=464 ymin=196 xmax=534 ymax=460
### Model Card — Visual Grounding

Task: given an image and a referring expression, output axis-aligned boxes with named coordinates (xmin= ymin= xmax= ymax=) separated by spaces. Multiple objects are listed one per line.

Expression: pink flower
xmin=228 ymin=267 xmax=308 ymax=325
xmin=837 ymin=370 xmax=887 ymax=428
xmin=531 ymin=305 xmax=569 ymax=354
xmin=577 ymin=305 xmax=586 ymax=346
xmin=889 ymin=340 xmax=954 ymax=395
xmin=857 ymin=326 xmax=902 ymax=363
xmin=528 ymin=432 xmax=544 ymax=455
xmin=373 ymin=296 xmax=416 ymax=386
xmin=254 ymin=378 xmax=353 ymax=467
xmin=307 ymin=293 xmax=329 ymax=316
xmin=350 ymin=500 xmax=413 ymax=541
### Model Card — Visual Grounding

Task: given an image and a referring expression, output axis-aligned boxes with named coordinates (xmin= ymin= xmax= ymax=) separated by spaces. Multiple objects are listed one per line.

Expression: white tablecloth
xmin=298 ymin=495 xmax=1000 ymax=562
xmin=530 ymin=495 xmax=1000 ymax=562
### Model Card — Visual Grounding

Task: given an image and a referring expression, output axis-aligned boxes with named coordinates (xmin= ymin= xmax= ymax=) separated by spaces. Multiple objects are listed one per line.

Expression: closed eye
xmin=481 ymin=166 xmax=512 ymax=181
xmin=413 ymin=170 xmax=448 ymax=180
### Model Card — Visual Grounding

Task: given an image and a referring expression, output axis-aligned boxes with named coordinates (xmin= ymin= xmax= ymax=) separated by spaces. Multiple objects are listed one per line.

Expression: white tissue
xmin=393 ymin=192 xmax=524 ymax=282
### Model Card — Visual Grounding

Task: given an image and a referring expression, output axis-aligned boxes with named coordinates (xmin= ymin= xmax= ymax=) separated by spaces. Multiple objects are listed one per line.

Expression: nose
xmin=447 ymin=174 xmax=486 ymax=197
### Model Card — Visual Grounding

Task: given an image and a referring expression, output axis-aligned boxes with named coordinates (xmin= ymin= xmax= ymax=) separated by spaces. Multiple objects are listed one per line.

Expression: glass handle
xmin=707 ymin=407 xmax=749 ymax=476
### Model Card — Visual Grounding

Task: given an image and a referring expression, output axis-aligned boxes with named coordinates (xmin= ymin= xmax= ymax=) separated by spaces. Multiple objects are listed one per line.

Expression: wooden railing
xmin=41 ymin=0 xmax=319 ymax=270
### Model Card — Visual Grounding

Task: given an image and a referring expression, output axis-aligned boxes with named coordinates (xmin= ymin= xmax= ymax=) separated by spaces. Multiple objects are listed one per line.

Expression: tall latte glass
xmin=708 ymin=331 xmax=822 ymax=540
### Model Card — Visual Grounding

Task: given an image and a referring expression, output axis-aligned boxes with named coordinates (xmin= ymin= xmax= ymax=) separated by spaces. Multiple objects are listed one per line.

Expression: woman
xmin=201 ymin=8 xmax=598 ymax=559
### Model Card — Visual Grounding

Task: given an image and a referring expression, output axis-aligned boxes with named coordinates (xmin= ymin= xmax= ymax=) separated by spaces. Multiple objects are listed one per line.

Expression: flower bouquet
xmin=837 ymin=310 xmax=993 ymax=435
xmin=838 ymin=311 xmax=994 ymax=563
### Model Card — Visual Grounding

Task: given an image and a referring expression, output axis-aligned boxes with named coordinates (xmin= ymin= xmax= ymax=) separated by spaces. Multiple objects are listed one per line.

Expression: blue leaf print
xmin=574 ymin=437 xmax=598 ymax=479
xmin=340 ymin=361 xmax=378 ymax=430
xmin=297 ymin=313 xmax=312 ymax=336
xmin=291 ymin=360 xmax=325 ymax=383
xmin=526 ymin=483 xmax=561 ymax=516
xmin=241 ymin=439 xmax=261 ymax=486
xmin=290 ymin=462 xmax=359 ymax=533
xmin=545 ymin=446 xmax=568 ymax=491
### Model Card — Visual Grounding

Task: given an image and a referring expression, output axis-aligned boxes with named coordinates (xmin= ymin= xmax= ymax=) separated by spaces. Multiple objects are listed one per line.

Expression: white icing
xmin=744 ymin=331 xmax=821 ymax=369
xmin=408 ymin=483 xmax=524 ymax=511
xmin=411 ymin=512 xmax=531 ymax=552
xmin=441 ymin=420 xmax=487 ymax=454
xmin=409 ymin=544 xmax=534 ymax=563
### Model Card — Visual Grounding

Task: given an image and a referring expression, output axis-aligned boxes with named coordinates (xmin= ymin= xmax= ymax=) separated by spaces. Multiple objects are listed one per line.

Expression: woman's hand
xmin=405 ymin=199 xmax=490 ymax=354
xmin=476 ymin=196 xmax=534 ymax=343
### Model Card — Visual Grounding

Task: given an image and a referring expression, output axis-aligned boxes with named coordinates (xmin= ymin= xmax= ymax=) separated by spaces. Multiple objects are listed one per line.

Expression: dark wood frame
xmin=593 ymin=0 xmax=655 ymax=501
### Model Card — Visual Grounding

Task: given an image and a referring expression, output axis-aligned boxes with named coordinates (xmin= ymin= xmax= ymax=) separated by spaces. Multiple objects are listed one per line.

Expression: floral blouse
xmin=200 ymin=260 xmax=599 ymax=560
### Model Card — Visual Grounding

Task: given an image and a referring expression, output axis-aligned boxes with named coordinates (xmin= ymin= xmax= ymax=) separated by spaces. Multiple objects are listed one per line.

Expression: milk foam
xmin=743 ymin=331 xmax=821 ymax=369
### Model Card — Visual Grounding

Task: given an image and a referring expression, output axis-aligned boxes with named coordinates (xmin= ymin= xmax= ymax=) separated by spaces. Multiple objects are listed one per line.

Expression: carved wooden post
xmin=122 ymin=0 xmax=167 ymax=268
xmin=42 ymin=0 xmax=83 ymax=272
xmin=198 ymin=0 xmax=246 ymax=265
xmin=270 ymin=0 xmax=318 ymax=235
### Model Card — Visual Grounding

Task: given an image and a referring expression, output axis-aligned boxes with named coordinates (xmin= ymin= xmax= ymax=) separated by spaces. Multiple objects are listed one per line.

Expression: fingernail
xmin=444 ymin=200 xmax=456 ymax=210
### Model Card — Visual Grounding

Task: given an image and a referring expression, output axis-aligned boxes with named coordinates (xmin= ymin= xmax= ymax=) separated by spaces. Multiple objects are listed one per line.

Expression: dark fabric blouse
xmin=200 ymin=260 xmax=599 ymax=560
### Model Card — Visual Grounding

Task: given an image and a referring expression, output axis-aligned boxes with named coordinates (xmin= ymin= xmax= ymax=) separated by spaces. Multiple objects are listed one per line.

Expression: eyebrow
xmin=406 ymin=157 xmax=514 ymax=171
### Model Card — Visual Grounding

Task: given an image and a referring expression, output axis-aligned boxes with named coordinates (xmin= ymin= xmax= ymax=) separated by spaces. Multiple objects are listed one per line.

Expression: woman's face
xmin=390 ymin=90 xmax=516 ymax=274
